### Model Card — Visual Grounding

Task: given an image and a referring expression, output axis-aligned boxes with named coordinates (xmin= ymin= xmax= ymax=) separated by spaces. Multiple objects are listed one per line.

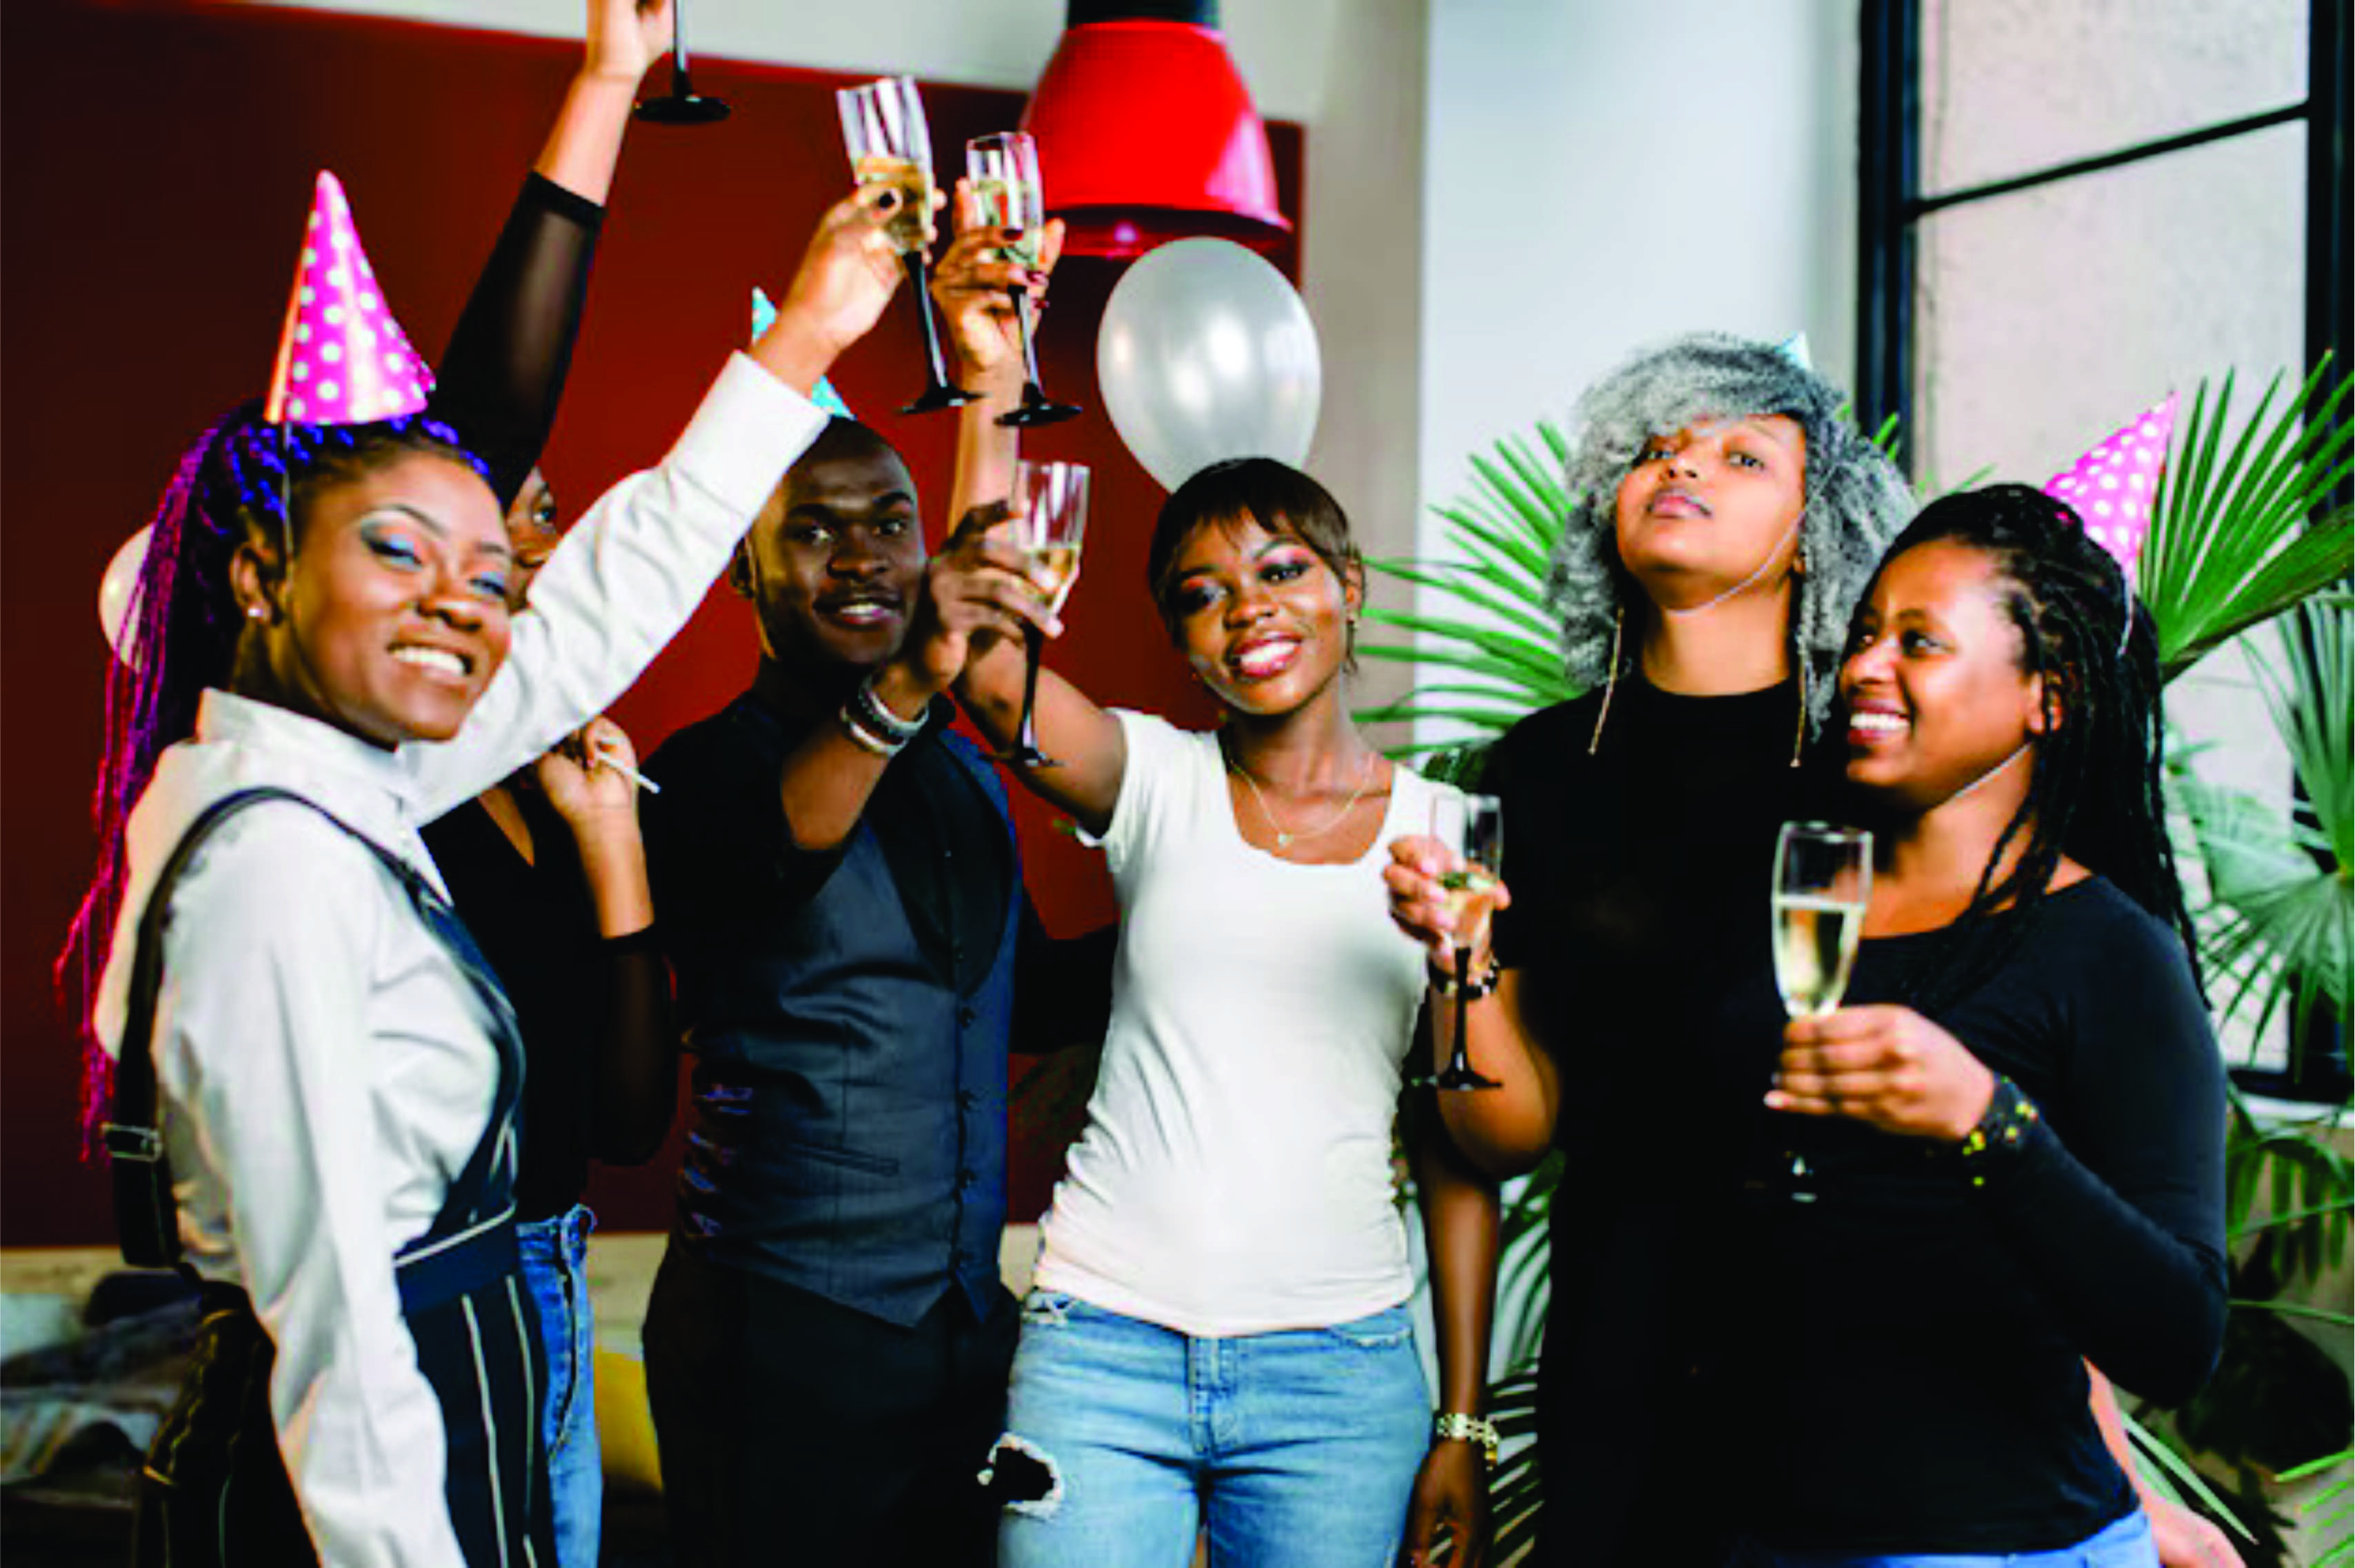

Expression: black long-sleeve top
xmin=1715 ymin=876 xmax=2228 ymax=1552
xmin=426 ymin=172 xmax=602 ymax=507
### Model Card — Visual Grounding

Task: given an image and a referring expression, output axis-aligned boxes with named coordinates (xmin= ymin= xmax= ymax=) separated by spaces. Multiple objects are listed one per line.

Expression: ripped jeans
xmin=992 ymin=1291 xmax=1430 ymax=1568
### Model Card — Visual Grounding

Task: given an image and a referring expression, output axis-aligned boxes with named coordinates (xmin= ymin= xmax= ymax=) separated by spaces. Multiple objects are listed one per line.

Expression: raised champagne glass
xmin=1770 ymin=821 xmax=1872 ymax=1200
xmin=964 ymin=132 xmax=1081 ymax=428
xmin=837 ymin=77 xmax=972 ymax=414
xmin=999 ymin=459 xmax=1088 ymax=767
xmin=1412 ymin=793 xmax=1505 ymax=1092
xmin=632 ymin=0 xmax=730 ymax=123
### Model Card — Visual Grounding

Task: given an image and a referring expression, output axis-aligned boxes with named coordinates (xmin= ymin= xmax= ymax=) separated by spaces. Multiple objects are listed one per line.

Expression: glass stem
xmin=1013 ymin=287 xmax=1045 ymax=394
xmin=1452 ymin=945 xmax=1472 ymax=1068
xmin=905 ymin=252 xmax=954 ymax=388
xmin=1018 ymin=625 xmax=1045 ymax=750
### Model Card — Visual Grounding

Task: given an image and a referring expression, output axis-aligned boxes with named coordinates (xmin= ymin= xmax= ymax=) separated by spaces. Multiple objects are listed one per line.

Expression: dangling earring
xmin=1587 ymin=605 xmax=1625 ymax=756
xmin=1790 ymin=651 xmax=1808 ymax=768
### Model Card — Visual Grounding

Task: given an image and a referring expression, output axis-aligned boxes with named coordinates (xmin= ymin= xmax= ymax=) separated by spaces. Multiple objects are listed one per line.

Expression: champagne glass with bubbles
xmin=1770 ymin=822 xmax=1872 ymax=1200
xmin=836 ymin=76 xmax=972 ymax=414
xmin=964 ymin=132 xmax=1081 ymax=427
xmin=1412 ymin=793 xmax=1505 ymax=1092
xmin=998 ymin=459 xmax=1088 ymax=767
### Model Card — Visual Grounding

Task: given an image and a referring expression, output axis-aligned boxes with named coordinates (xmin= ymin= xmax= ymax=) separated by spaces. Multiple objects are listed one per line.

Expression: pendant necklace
xmin=1223 ymin=740 xmax=1378 ymax=850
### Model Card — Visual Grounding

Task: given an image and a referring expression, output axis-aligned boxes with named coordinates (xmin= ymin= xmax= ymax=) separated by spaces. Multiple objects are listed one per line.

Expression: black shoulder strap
xmin=106 ymin=787 xmax=329 ymax=1269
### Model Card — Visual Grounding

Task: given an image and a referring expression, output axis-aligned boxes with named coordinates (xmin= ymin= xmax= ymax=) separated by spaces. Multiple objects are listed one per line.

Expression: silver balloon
xmin=98 ymin=524 xmax=151 ymax=668
xmin=1096 ymin=239 xmax=1321 ymax=492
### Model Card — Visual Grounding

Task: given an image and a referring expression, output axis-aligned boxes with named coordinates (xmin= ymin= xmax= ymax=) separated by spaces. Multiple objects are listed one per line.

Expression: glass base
xmin=634 ymin=92 xmax=731 ymax=124
xmin=998 ymin=388 xmax=1083 ymax=428
xmin=903 ymin=382 xmax=979 ymax=415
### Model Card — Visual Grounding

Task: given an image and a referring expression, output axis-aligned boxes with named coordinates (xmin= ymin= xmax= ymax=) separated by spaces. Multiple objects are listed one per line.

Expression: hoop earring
xmin=1588 ymin=605 xmax=1625 ymax=756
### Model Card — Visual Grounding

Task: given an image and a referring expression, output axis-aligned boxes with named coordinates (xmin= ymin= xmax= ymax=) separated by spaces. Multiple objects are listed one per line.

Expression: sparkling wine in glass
xmin=836 ymin=77 xmax=972 ymax=414
xmin=1769 ymin=821 xmax=1872 ymax=1200
xmin=964 ymin=132 xmax=1081 ymax=428
xmin=998 ymin=459 xmax=1088 ymax=767
xmin=1413 ymin=793 xmax=1504 ymax=1092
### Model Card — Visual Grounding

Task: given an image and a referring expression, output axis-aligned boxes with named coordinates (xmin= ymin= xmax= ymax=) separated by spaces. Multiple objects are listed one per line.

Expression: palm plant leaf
xmin=2139 ymin=361 xmax=2355 ymax=681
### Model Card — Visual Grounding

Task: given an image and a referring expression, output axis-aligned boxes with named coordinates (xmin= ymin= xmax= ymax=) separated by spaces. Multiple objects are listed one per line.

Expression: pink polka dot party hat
xmin=263 ymin=171 xmax=433 ymax=426
xmin=2043 ymin=393 xmax=2178 ymax=592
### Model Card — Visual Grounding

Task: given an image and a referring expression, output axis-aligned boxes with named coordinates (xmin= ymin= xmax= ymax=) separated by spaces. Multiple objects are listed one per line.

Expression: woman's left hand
xmin=1767 ymin=1004 xmax=1997 ymax=1143
xmin=1403 ymin=1440 xmax=1490 ymax=1568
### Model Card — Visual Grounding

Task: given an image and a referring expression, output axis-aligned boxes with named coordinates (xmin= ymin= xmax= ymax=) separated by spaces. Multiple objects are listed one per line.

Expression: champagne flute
xmin=964 ymin=132 xmax=1081 ymax=428
xmin=1412 ymin=793 xmax=1504 ymax=1092
xmin=997 ymin=459 xmax=1088 ymax=767
xmin=836 ymin=77 xmax=972 ymax=414
xmin=632 ymin=0 xmax=730 ymax=123
xmin=1769 ymin=821 xmax=1872 ymax=1200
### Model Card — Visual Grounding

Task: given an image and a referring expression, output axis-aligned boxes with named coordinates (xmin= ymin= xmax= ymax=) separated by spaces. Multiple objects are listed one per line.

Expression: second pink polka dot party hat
xmin=2043 ymin=394 xmax=2178 ymax=592
xmin=263 ymin=171 xmax=433 ymax=427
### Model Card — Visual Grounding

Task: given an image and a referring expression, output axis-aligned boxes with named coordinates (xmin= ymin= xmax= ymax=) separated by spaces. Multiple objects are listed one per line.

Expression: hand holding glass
xmin=964 ymin=132 xmax=1081 ymax=427
xmin=997 ymin=460 xmax=1088 ymax=767
xmin=836 ymin=77 xmax=971 ymax=414
xmin=1768 ymin=821 xmax=1872 ymax=1198
xmin=1412 ymin=793 xmax=1504 ymax=1092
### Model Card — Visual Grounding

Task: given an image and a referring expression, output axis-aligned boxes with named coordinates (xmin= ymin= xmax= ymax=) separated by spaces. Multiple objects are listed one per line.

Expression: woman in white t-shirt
xmin=939 ymin=443 xmax=1500 ymax=1568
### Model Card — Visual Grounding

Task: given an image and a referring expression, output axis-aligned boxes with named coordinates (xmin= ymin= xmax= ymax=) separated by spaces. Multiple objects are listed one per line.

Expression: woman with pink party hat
xmin=57 ymin=136 xmax=914 ymax=1568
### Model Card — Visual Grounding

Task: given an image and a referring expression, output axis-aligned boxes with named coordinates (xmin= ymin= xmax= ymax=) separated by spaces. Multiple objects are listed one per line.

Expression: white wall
xmin=1416 ymin=0 xmax=1858 ymax=559
xmin=229 ymin=0 xmax=1343 ymax=123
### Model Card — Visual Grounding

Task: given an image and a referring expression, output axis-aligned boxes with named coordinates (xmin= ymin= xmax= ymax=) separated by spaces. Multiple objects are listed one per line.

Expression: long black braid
xmin=1858 ymin=483 xmax=2201 ymax=1018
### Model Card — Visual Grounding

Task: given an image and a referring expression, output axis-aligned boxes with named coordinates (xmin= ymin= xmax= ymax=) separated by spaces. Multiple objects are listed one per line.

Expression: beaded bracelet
xmin=1429 ymin=954 xmax=1502 ymax=1000
xmin=1956 ymin=1074 xmax=2041 ymax=1189
xmin=1432 ymin=1411 xmax=1499 ymax=1471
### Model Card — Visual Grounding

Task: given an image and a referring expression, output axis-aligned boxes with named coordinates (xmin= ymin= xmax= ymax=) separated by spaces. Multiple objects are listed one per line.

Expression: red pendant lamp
xmin=1021 ymin=0 xmax=1292 ymax=259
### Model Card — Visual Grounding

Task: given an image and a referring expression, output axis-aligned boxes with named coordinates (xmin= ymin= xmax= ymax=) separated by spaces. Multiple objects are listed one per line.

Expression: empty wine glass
xmin=837 ymin=76 xmax=972 ymax=414
xmin=1412 ymin=793 xmax=1504 ymax=1092
xmin=997 ymin=459 xmax=1088 ymax=767
xmin=964 ymin=132 xmax=1081 ymax=428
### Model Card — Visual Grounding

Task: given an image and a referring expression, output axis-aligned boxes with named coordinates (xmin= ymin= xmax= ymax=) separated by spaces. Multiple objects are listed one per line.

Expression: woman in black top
xmin=1385 ymin=334 xmax=1914 ymax=1567
xmin=1718 ymin=485 xmax=2227 ymax=1563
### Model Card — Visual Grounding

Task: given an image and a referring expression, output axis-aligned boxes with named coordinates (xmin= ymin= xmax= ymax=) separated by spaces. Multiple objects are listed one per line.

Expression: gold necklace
xmin=1223 ymin=742 xmax=1379 ymax=850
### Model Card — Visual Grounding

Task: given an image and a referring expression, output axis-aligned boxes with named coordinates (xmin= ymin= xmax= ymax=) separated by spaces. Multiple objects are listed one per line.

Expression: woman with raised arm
xmin=925 ymin=203 xmax=1502 ymax=1568
xmin=413 ymin=4 xmax=688 ymax=1559
xmin=56 ymin=169 xmax=903 ymax=1565
xmin=1715 ymin=484 xmax=2227 ymax=1564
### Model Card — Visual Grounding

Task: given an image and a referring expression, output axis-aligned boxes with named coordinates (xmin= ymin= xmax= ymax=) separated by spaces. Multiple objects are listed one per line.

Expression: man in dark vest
xmin=640 ymin=414 xmax=1106 ymax=1565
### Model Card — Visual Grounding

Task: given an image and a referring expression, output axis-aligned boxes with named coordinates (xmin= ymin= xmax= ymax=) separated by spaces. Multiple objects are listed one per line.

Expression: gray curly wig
xmin=1548 ymin=332 xmax=1916 ymax=732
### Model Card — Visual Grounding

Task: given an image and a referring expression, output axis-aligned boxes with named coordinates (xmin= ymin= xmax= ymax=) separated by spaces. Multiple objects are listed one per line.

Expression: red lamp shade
xmin=1021 ymin=3 xmax=1292 ymax=259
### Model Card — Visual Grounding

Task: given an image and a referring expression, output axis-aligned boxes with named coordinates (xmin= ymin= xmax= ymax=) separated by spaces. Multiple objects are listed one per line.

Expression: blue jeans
xmin=517 ymin=1205 xmax=601 ymax=1568
xmin=1730 ymin=1509 xmax=2158 ymax=1568
xmin=994 ymin=1292 xmax=1430 ymax=1568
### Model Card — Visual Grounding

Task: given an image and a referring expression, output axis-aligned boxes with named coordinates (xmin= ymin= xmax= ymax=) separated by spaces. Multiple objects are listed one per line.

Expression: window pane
xmin=1921 ymin=0 xmax=2307 ymax=194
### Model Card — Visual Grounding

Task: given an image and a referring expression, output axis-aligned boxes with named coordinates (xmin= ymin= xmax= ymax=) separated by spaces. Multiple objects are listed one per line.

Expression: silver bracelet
xmin=836 ymin=705 xmax=907 ymax=758
xmin=853 ymin=672 xmax=928 ymax=744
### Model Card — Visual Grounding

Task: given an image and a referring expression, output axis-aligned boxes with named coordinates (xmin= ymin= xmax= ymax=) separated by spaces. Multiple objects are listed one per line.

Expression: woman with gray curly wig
xmin=1385 ymin=332 xmax=1912 ymax=1567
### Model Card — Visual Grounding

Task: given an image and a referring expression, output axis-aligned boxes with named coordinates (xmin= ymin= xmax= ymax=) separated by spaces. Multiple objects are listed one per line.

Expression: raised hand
xmin=1767 ymin=1003 xmax=1998 ymax=1141
xmin=585 ymin=0 xmax=674 ymax=85
xmin=932 ymin=178 xmax=1064 ymax=387
xmin=896 ymin=510 xmax=1060 ymax=696
xmin=759 ymin=184 xmax=936 ymax=392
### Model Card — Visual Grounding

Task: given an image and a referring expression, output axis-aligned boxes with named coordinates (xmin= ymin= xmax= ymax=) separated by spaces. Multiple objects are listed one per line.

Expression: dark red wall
xmin=1 ymin=0 xmax=1301 ymax=1245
